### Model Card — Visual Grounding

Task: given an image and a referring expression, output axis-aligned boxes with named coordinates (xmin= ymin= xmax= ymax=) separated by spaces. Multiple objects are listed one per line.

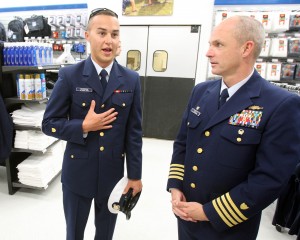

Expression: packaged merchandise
xmin=280 ymin=63 xmax=296 ymax=80
xmin=287 ymin=38 xmax=300 ymax=58
xmin=266 ymin=62 xmax=282 ymax=81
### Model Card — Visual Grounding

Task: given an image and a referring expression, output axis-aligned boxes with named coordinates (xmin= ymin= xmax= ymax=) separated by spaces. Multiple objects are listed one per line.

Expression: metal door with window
xmin=118 ymin=25 xmax=201 ymax=139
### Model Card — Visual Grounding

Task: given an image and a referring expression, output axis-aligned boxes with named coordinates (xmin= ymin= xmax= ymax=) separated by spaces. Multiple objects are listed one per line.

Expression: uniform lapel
xmin=204 ymin=71 xmax=262 ymax=131
xmin=82 ymin=57 xmax=104 ymax=98
xmin=203 ymin=81 xmax=221 ymax=118
xmin=102 ymin=61 xmax=121 ymax=103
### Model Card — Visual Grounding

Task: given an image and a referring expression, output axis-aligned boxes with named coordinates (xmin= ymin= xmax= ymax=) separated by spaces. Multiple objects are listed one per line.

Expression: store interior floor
xmin=0 ymin=138 xmax=297 ymax=240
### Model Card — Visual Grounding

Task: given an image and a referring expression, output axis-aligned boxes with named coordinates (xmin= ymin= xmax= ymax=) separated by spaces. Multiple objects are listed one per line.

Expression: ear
xmin=241 ymin=41 xmax=254 ymax=57
xmin=85 ymin=31 xmax=90 ymax=42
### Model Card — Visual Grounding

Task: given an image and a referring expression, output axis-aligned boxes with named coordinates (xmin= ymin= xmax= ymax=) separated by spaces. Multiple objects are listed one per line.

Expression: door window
xmin=153 ymin=50 xmax=168 ymax=72
xmin=126 ymin=50 xmax=141 ymax=71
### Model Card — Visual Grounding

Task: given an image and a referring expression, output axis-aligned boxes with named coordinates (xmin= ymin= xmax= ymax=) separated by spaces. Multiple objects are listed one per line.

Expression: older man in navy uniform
xmin=167 ymin=15 xmax=300 ymax=240
xmin=42 ymin=8 xmax=142 ymax=240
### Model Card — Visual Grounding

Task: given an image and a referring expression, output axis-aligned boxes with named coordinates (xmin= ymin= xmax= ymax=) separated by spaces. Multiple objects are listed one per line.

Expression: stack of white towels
xmin=12 ymin=103 xmax=57 ymax=151
xmin=11 ymin=103 xmax=46 ymax=128
xmin=14 ymin=130 xmax=57 ymax=152
xmin=12 ymin=102 xmax=65 ymax=188
xmin=17 ymin=140 xmax=66 ymax=188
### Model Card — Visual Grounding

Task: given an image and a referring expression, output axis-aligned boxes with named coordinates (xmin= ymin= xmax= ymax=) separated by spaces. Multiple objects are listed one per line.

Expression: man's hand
xmin=123 ymin=179 xmax=142 ymax=197
xmin=175 ymin=201 xmax=209 ymax=222
xmin=170 ymin=189 xmax=195 ymax=222
xmin=82 ymin=100 xmax=118 ymax=133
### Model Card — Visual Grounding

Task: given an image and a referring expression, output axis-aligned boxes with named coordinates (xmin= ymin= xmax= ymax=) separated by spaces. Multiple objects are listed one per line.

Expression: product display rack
xmin=209 ymin=7 xmax=300 ymax=85
xmin=0 ymin=43 xmax=64 ymax=194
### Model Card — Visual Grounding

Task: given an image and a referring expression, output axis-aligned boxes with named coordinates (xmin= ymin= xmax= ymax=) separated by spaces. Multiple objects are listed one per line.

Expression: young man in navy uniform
xmin=167 ymin=15 xmax=300 ymax=240
xmin=42 ymin=8 xmax=142 ymax=240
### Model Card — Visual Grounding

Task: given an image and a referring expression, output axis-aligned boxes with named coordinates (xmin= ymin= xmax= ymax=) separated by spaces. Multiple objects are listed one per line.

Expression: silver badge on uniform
xmin=191 ymin=107 xmax=201 ymax=116
xmin=76 ymin=87 xmax=93 ymax=92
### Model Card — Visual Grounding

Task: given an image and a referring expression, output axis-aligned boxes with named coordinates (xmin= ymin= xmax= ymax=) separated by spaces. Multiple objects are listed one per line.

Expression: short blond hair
xmin=232 ymin=15 xmax=265 ymax=59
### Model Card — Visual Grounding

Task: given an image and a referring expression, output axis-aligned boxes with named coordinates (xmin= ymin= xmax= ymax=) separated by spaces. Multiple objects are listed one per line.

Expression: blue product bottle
xmin=20 ymin=44 xmax=24 ymax=66
xmin=32 ymin=44 xmax=37 ymax=66
xmin=16 ymin=74 xmax=20 ymax=98
xmin=40 ymin=73 xmax=46 ymax=99
xmin=23 ymin=43 xmax=28 ymax=66
xmin=43 ymin=44 xmax=48 ymax=65
xmin=14 ymin=43 xmax=19 ymax=66
xmin=10 ymin=44 xmax=15 ymax=66
xmin=49 ymin=44 xmax=53 ymax=65
xmin=34 ymin=44 xmax=40 ymax=66
xmin=27 ymin=43 xmax=32 ymax=66
xmin=39 ymin=44 xmax=44 ymax=66
xmin=3 ymin=43 xmax=7 ymax=66
xmin=6 ymin=44 xmax=11 ymax=66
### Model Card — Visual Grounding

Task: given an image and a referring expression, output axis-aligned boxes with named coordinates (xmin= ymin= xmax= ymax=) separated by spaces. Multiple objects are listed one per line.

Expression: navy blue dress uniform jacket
xmin=167 ymin=70 xmax=300 ymax=240
xmin=0 ymin=93 xmax=13 ymax=163
xmin=42 ymin=57 xmax=142 ymax=199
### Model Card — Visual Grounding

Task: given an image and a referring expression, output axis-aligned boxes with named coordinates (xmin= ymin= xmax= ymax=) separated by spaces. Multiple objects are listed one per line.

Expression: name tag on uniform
xmin=191 ymin=108 xmax=201 ymax=116
xmin=76 ymin=87 xmax=92 ymax=92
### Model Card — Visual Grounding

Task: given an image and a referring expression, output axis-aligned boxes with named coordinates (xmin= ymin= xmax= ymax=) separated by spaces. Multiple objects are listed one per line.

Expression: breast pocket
xmin=217 ymin=125 xmax=262 ymax=169
xmin=71 ymin=92 xmax=95 ymax=118
xmin=112 ymin=93 xmax=133 ymax=110
xmin=221 ymin=124 xmax=262 ymax=145
xmin=186 ymin=112 xmax=203 ymax=129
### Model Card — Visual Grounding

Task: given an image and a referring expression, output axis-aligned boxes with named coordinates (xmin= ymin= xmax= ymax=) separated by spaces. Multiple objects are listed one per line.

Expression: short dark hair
xmin=87 ymin=8 xmax=119 ymax=31
xmin=88 ymin=8 xmax=118 ymax=21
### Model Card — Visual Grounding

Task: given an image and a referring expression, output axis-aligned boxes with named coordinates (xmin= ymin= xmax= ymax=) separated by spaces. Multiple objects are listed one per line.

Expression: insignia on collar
xmin=248 ymin=105 xmax=263 ymax=110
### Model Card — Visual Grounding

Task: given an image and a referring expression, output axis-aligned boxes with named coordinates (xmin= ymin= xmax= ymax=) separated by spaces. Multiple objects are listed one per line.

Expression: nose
xmin=105 ymin=35 xmax=113 ymax=44
xmin=206 ymin=47 xmax=213 ymax=58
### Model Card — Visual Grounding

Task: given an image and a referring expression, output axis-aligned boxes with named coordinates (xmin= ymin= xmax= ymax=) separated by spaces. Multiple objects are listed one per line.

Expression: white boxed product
xmin=259 ymin=38 xmax=271 ymax=57
xmin=255 ymin=62 xmax=267 ymax=79
xmin=214 ymin=11 xmax=232 ymax=26
xmin=266 ymin=62 xmax=282 ymax=81
xmin=257 ymin=12 xmax=273 ymax=33
xmin=74 ymin=27 xmax=85 ymax=39
xmin=75 ymin=13 xmax=87 ymax=27
xmin=238 ymin=11 xmax=259 ymax=19
xmin=66 ymin=27 xmax=74 ymax=38
xmin=48 ymin=16 xmax=59 ymax=27
xmin=65 ymin=15 xmax=76 ymax=26
xmin=271 ymin=12 xmax=290 ymax=33
xmin=57 ymin=15 xmax=66 ymax=27
xmin=269 ymin=38 xmax=288 ymax=57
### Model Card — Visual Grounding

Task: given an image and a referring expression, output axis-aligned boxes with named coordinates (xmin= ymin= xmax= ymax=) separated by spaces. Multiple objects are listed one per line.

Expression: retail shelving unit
xmin=0 ymin=43 xmax=64 ymax=194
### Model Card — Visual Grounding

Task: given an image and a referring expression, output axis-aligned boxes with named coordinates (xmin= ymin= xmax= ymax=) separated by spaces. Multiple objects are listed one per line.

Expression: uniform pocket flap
xmin=73 ymin=92 xmax=94 ymax=108
xmin=67 ymin=148 xmax=89 ymax=159
xmin=221 ymin=125 xmax=262 ymax=145
xmin=112 ymin=92 xmax=133 ymax=107
xmin=187 ymin=113 xmax=203 ymax=128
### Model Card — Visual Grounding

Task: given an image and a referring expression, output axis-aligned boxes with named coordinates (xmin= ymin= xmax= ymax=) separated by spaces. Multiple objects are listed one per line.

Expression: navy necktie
xmin=100 ymin=69 xmax=108 ymax=91
xmin=218 ymin=88 xmax=229 ymax=109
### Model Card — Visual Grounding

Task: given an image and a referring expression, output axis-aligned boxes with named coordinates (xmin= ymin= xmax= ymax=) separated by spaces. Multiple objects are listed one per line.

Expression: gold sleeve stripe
xmin=216 ymin=198 xmax=238 ymax=225
xmin=169 ymin=171 xmax=184 ymax=176
xmin=170 ymin=167 xmax=184 ymax=172
xmin=225 ymin=193 xmax=248 ymax=221
xmin=212 ymin=199 xmax=234 ymax=227
xmin=170 ymin=164 xmax=184 ymax=168
xmin=168 ymin=175 xmax=183 ymax=180
xmin=221 ymin=195 xmax=243 ymax=223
